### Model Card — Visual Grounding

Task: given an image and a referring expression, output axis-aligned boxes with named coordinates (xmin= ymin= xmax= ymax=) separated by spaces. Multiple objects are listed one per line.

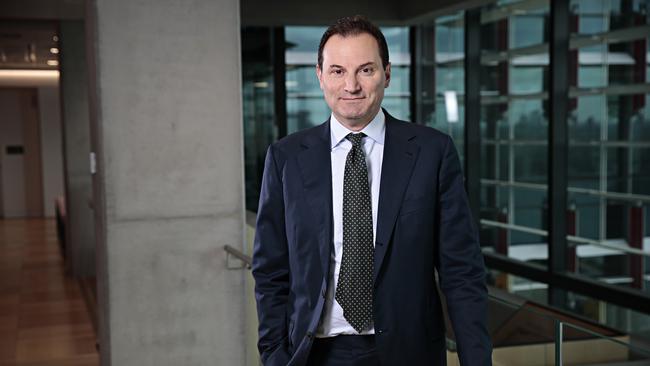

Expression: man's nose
xmin=344 ymin=74 xmax=361 ymax=93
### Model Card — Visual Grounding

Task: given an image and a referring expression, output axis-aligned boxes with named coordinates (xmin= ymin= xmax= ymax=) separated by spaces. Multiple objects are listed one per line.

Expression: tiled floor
xmin=0 ymin=219 xmax=99 ymax=366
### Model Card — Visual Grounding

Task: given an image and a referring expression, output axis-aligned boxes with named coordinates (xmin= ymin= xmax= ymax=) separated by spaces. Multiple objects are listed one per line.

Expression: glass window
xmin=241 ymin=27 xmax=278 ymax=211
xmin=415 ymin=13 xmax=466 ymax=164
xmin=478 ymin=0 xmax=551 ymax=268
xmin=285 ymin=27 xmax=328 ymax=133
xmin=411 ymin=0 xmax=650 ymax=338
xmin=569 ymin=0 xmax=650 ymax=295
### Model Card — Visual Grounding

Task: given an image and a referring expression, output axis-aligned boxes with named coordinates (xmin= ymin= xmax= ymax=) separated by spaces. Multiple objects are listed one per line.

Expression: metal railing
xmin=480 ymin=219 xmax=650 ymax=258
xmin=224 ymin=244 xmax=252 ymax=269
xmin=224 ymin=242 xmax=650 ymax=365
xmin=481 ymin=178 xmax=650 ymax=204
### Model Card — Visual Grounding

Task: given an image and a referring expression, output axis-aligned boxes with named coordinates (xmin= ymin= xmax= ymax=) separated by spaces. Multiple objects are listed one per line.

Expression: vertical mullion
xmin=465 ymin=9 xmax=481 ymax=226
xmin=409 ymin=26 xmax=418 ymax=123
xmin=272 ymin=27 xmax=287 ymax=139
xmin=548 ymin=0 xmax=569 ymax=307
xmin=412 ymin=24 xmax=436 ymax=126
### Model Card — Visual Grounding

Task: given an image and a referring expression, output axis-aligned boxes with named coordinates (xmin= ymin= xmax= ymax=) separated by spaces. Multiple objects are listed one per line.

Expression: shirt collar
xmin=330 ymin=109 xmax=385 ymax=149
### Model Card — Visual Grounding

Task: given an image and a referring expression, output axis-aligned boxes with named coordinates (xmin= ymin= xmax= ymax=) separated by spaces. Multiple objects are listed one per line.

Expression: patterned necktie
xmin=335 ymin=132 xmax=374 ymax=333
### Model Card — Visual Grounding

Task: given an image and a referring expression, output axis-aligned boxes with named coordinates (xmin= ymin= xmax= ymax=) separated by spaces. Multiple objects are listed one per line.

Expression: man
xmin=252 ymin=15 xmax=491 ymax=366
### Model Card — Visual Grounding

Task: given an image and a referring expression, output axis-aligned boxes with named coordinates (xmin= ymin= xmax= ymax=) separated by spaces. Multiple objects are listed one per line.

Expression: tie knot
xmin=346 ymin=132 xmax=366 ymax=148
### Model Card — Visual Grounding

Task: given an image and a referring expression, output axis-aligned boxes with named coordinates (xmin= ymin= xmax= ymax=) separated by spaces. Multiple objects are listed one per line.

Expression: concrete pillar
xmin=85 ymin=0 xmax=246 ymax=365
xmin=59 ymin=20 xmax=96 ymax=277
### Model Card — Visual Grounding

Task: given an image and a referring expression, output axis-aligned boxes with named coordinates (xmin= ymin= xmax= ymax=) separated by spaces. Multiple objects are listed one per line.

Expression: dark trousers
xmin=306 ymin=335 xmax=380 ymax=366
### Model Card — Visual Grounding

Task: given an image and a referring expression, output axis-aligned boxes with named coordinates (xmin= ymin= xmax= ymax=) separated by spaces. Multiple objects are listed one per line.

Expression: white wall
xmin=0 ymin=89 xmax=27 ymax=218
xmin=0 ymin=83 xmax=64 ymax=219
xmin=38 ymin=86 xmax=65 ymax=217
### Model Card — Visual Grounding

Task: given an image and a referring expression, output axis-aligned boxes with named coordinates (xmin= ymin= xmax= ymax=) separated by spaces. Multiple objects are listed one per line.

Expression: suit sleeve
xmin=251 ymin=144 xmax=292 ymax=366
xmin=436 ymin=135 xmax=492 ymax=366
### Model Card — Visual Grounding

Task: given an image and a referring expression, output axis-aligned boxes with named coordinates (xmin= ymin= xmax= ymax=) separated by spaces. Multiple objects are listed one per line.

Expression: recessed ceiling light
xmin=50 ymin=47 xmax=59 ymax=54
xmin=47 ymin=60 xmax=59 ymax=66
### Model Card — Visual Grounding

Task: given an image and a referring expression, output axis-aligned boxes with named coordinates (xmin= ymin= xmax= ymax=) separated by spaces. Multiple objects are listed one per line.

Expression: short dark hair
xmin=317 ymin=15 xmax=389 ymax=70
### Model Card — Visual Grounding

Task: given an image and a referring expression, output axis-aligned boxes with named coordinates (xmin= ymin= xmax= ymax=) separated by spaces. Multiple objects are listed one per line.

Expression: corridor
xmin=0 ymin=219 xmax=98 ymax=365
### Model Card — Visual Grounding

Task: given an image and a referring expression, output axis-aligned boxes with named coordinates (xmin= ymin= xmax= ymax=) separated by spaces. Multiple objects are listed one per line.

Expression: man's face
xmin=317 ymin=33 xmax=391 ymax=130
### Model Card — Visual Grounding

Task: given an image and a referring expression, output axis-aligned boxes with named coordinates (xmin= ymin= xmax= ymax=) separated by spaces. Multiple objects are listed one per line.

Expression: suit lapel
xmin=374 ymin=114 xmax=419 ymax=281
xmin=296 ymin=121 xmax=333 ymax=278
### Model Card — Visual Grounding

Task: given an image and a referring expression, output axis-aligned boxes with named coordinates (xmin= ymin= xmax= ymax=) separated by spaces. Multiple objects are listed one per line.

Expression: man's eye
xmin=331 ymin=69 xmax=343 ymax=75
xmin=361 ymin=67 xmax=373 ymax=74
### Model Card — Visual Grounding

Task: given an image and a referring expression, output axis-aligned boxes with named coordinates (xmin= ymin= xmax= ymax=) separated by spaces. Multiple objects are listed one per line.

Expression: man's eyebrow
xmin=355 ymin=62 xmax=379 ymax=71
xmin=328 ymin=62 xmax=377 ymax=69
xmin=357 ymin=62 xmax=376 ymax=68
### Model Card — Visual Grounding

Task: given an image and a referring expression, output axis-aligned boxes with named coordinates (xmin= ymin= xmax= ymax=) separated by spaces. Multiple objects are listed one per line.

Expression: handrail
xmin=480 ymin=219 xmax=650 ymax=258
xmin=560 ymin=321 xmax=650 ymax=358
xmin=224 ymin=245 xmax=252 ymax=269
xmin=481 ymin=178 xmax=650 ymax=203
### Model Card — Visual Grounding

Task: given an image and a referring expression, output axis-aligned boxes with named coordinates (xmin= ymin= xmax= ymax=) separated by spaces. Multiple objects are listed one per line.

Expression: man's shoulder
xmin=268 ymin=121 xmax=328 ymax=155
xmin=387 ymin=114 xmax=451 ymax=146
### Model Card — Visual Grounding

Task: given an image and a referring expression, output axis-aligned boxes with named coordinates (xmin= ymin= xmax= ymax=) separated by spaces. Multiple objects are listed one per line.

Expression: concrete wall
xmin=86 ymin=0 xmax=247 ymax=364
xmin=59 ymin=20 xmax=96 ymax=277
xmin=38 ymin=86 xmax=65 ymax=217
xmin=245 ymin=214 xmax=260 ymax=366
xmin=241 ymin=0 xmax=401 ymax=26
xmin=0 ymin=0 xmax=489 ymax=26
xmin=239 ymin=0 xmax=492 ymax=26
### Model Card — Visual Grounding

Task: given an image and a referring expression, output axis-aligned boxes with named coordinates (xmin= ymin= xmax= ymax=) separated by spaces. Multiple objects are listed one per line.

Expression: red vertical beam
xmin=567 ymin=204 xmax=577 ymax=272
xmin=629 ymin=204 xmax=644 ymax=289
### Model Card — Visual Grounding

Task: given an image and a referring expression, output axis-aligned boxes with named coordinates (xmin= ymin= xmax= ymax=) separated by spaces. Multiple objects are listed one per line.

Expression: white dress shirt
xmin=316 ymin=110 xmax=385 ymax=337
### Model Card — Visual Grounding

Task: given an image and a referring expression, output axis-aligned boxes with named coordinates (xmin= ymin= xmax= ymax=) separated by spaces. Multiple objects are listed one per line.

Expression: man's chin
xmin=334 ymin=112 xmax=374 ymax=129
xmin=337 ymin=108 xmax=369 ymax=121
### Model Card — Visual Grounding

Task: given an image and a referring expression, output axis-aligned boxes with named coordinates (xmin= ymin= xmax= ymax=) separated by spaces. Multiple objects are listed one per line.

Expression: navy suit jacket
xmin=252 ymin=111 xmax=492 ymax=366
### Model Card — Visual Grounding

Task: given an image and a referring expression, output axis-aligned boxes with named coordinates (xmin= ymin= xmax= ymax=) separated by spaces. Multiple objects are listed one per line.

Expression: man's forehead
xmin=323 ymin=32 xmax=378 ymax=47
xmin=321 ymin=33 xmax=382 ymax=65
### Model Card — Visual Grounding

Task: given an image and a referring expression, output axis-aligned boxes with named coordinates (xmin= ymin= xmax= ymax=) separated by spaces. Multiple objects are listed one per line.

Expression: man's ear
xmin=316 ymin=65 xmax=324 ymax=90
xmin=384 ymin=63 xmax=391 ymax=88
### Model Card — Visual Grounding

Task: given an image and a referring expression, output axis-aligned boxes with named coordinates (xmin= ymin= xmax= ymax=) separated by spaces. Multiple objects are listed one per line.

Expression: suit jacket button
xmin=377 ymin=329 xmax=383 ymax=335
xmin=306 ymin=332 xmax=314 ymax=339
